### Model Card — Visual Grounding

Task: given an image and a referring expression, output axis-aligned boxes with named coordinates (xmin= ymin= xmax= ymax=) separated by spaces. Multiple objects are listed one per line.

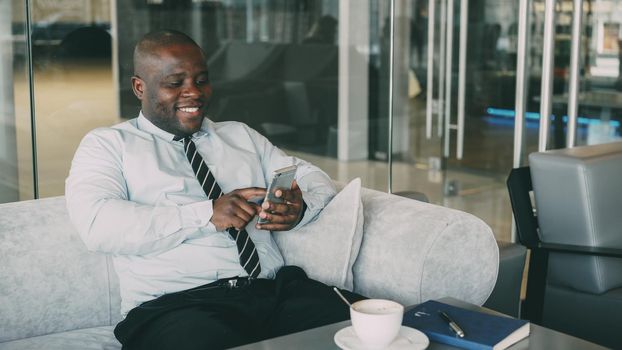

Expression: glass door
xmin=1 ymin=0 xmax=35 ymax=203
xmin=390 ymin=0 xmax=527 ymax=242
xmin=547 ymin=0 xmax=622 ymax=148
xmin=391 ymin=0 xmax=622 ymax=242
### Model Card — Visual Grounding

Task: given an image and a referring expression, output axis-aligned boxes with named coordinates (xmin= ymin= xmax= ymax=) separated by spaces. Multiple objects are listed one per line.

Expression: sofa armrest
xmin=0 ymin=197 xmax=121 ymax=343
xmin=352 ymin=188 xmax=499 ymax=308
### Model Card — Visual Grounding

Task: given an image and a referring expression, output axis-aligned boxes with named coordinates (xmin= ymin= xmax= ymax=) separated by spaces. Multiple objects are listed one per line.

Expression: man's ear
xmin=131 ymin=76 xmax=144 ymax=100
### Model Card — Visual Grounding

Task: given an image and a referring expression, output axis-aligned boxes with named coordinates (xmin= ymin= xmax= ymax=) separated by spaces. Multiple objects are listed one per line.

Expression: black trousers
xmin=114 ymin=266 xmax=366 ymax=350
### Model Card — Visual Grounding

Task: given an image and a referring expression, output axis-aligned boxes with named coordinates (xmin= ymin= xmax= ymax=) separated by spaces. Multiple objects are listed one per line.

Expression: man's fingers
xmin=256 ymin=214 xmax=297 ymax=231
xmin=236 ymin=187 xmax=267 ymax=200
xmin=234 ymin=207 xmax=254 ymax=223
xmin=258 ymin=210 xmax=297 ymax=224
xmin=212 ymin=215 xmax=247 ymax=232
xmin=230 ymin=216 xmax=248 ymax=231
xmin=261 ymin=197 xmax=301 ymax=218
xmin=216 ymin=205 xmax=255 ymax=231
xmin=266 ymin=202 xmax=294 ymax=214
xmin=247 ymin=201 xmax=262 ymax=213
xmin=215 ymin=194 xmax=257 ymax=217
xmin=212 ymin=190 xmax=266 ymax=231
xmin=215 ymin=185 xmax=302 ymax=232
xmin=232 ymin=196 xmax=260 ymax=217
xmin=278 ymin=181 xmax=302 ymax=203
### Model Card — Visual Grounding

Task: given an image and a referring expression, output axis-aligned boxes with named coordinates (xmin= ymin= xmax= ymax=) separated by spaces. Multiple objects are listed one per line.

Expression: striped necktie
xmin=178 ymin=136 xmax=261 ymax=278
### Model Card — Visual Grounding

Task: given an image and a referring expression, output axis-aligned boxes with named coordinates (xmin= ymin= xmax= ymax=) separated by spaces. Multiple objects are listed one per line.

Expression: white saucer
xmin=334 ymin=325 xmax=429 ymax=350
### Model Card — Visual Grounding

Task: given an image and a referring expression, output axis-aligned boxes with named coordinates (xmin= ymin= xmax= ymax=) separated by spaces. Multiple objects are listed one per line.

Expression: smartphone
xmin=257 ymin=165 xmax=298 ymax=224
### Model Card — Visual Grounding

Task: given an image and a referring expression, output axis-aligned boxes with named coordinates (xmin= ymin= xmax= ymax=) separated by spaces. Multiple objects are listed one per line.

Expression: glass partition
xmin=388 ymin=0 xmax=528 ymax=241
xmin=2 ymin=0 xmax=390 ymax=202
xmin=28 ymin=0 xmax=117 ymax=198
xmin=113 ymin=0 xmax=386 ymax=189
xmin=549 ymin=0 xmax=622 ymax=148
xmin=10 ymin=0 xmax=615 ymax=244
xmin=1 ymin=1 xmax=34 ymax=203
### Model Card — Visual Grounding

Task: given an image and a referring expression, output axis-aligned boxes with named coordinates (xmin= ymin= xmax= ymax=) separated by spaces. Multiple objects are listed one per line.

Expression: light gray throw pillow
xmin=273 ymin=178 xmax=364 ymax=290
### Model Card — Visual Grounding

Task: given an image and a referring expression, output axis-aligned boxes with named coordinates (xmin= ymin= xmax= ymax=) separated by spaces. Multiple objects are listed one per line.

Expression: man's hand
xmin=211 ymin=187 xmax=266 ymax=231
xmin=256 ymin=180 xmax=304 ymax=231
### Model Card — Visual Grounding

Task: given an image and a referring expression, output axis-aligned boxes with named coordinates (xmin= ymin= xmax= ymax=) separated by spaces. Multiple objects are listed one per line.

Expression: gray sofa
xmin=0 ymin=179 xmax=499 ymax=349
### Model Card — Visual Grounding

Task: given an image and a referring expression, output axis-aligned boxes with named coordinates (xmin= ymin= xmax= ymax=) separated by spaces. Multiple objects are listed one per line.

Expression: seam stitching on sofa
xmin=485 ymin=220 xmax=500 ymax=304
xmin=420 ymin=216 xmax=499 ymax=305
xmin=455 ymin=215 xmax=499 ymax=304
xmin=105 ymin=256 xmax=113 ymax=325
xmin=418 ymin=219 xmax=450 ymax=302
xmin=340 ymin=182 xmax=361 ymax=289
xmin=477 ymin=215 xmax=499 ymax=304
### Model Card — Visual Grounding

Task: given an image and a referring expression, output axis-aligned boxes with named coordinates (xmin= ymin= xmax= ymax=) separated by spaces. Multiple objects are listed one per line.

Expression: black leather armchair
xmin=507 ymin=141 xmax=622 ymax=348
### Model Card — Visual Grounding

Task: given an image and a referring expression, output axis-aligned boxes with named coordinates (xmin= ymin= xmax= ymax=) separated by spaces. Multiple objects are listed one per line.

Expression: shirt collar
xmin=136 ymin=111 xmax=210 ymax=142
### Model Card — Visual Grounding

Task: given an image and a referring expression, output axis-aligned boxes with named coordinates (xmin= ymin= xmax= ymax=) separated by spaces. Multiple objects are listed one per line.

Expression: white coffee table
xmin=232 ymin=297 xmax=607 ymax=349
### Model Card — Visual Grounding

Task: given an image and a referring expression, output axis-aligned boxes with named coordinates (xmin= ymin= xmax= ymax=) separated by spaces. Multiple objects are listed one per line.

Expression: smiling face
xmin=131 ymin=42 xmax=212 ymax=137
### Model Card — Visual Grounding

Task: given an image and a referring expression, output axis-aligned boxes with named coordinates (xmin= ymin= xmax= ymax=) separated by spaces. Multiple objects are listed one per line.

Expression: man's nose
xmin=181 ymin=83 xmax=201 ymax=97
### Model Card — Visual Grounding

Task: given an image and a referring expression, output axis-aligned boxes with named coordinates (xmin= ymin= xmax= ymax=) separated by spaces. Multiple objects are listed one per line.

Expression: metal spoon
xmin=333 ymin=287 xmax=352 ymax=308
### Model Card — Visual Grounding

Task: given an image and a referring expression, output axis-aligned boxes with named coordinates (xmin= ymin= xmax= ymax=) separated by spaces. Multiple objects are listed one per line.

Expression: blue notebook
xmin=403 ymin=300 xmax=530 ymax=350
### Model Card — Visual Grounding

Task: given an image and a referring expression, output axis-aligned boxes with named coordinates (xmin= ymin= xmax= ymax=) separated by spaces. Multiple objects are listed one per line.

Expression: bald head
xmin=133 ymin=30 xmax=202 ymax=77
xmin=130 ymin=30 xmax=212 ymax=137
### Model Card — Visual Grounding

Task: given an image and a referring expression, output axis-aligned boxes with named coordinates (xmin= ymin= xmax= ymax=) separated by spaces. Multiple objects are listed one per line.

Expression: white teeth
xmin=179 ymin=107 xmax=199 ymax=113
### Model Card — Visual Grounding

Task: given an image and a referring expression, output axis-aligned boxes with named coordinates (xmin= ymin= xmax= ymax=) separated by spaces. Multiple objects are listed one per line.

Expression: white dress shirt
xmin=66 ymin=113 xmax=336 ymax=316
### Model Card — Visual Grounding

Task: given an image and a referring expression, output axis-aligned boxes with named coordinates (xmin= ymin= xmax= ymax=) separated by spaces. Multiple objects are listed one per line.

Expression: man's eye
xmin=167 ymin=81 xmax=182 ymax=87
xmin=196 ymin=79 xmax=209 ymax=85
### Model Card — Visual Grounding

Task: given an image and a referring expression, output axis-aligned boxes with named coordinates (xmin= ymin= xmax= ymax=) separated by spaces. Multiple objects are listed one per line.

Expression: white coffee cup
xmin=350 ymin=299 xmax=404 ymax=349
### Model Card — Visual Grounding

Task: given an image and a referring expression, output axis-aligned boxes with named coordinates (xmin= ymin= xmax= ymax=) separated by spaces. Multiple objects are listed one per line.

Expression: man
xmin=66 ymin=30 xmax=363 ymax=349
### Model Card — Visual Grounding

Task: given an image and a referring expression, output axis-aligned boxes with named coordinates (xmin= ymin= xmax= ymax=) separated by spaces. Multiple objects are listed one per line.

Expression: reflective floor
xmin=11 ymin=64 xmax=118 ymax=200
xmin=290 ymin=150 xmax=513 ymax=242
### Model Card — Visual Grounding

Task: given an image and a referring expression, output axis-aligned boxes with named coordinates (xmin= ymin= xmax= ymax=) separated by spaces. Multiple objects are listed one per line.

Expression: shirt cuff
xmin=295 ymin=200 xmax=307 ymax=227
xmin=179 ymin=200 xmax=214 ymax=228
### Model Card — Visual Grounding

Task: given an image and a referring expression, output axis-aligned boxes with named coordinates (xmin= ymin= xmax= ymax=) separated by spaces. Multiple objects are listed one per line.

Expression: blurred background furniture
xmin=508 ymin=141 xmax=622 ymax=349
xmin=205 ymin=42 xmax=339 ymax=154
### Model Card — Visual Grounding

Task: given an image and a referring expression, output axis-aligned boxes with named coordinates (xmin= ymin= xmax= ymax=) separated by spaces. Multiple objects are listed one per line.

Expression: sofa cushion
xmin=0 ymin=326 xmax=120 ymax=350
xmin=273 ymin=178 xmax=363 ymax=290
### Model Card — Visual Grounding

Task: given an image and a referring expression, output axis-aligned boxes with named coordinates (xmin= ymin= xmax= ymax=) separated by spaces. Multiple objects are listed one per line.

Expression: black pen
xmin=439 ymin=311 xmax=465 ymax=338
